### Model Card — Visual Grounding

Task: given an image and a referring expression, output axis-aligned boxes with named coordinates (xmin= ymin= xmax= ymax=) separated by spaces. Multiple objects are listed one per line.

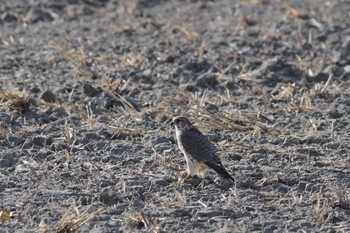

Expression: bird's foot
xmin=177 ymin=171 xmax=190 ymax=182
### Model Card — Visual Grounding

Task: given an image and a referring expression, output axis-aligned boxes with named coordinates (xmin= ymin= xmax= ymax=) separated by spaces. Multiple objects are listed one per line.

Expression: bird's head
xmin=170 ymin=116 xmax=192 ymax=130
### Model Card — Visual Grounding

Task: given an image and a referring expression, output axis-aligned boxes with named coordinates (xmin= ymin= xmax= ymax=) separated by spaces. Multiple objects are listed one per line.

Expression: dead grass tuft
xmin=188 ymin=100 xmax=278 ymax=136
xmin=130 ymin=211 xmax=150 ymax=229
xmin=299 ymin=94 xmax=314 ymax=112
xmin=165 ymin=24 xmax=199 ymax=42
xmin=50 ymin=42 xmax=86 ymax=63
xmin=1 ymin=90 xmax=31 ymax=112
xmin=121 ymin=52 xmax=148 ymax=68
xmin=107 ymin=126 xmax=141 ymax=138
xmin=312 ymin=198 xmax=333 ymax=224
xmin=286 ymin=5 xmax=309 ymax=20
xmin=38 ymin=206 xmax=105 ymax=233
xmin=334 ymin=182 xmax=350 ymax=210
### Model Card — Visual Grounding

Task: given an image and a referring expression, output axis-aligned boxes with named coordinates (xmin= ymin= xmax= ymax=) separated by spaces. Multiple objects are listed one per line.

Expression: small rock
xmin=313 ymin=161 xmax=325 ymax=167
xmin=142 ymin=69 xmax=152 ymax=78
xmin=172 ymin=209 xmax=192 ymax=218
xmin=7 ymin=136 xmax=24 ymax=146
xmin=15 ymin=164 xmax=30 ymax=173
xmin=196 ymin=208 xmax=223 ymax=218
xmin=99 ymin=130 xmax=129 ymax=140
xmin=30 ymin=85 xmax=41 ymax=93
xmin=206 ymin=103 xmax=219 ymax=113
xmin=196 ymin=72 xmax=217 ymax=88
xmin=50 ymin=141 xmax=68 ymax=152
xmin=83 ymin=83 xmax=102 ymax=97
xmin=82 ymin=132 xmax=101 ymax=141
xmin=80 ymin=196 xmax=92 ymax=206
xmin=41 ymin=90 xmax=57 ymax=103
xmin=34 ymin=148 xmax=51 ymax=160
xmin=99 ymin=92 xmax=123 ymax=109
xmin=249 ymin=153 xmax=267 ymax=163
xmin=185 ymin=84 xmax=199 ymax=92
xmin=324 ymin=142 xmax=341 ymax=149
xmin=164 ymin=55 xmax=176 ymax=63
xmin=50 ymin=107 xmax=68 ymax=119
xmin=99 ymin=191 xmax=119 ymax=206
xmin=343 ymin=65 xmax=350 ymax=73
xmin=272 ymin=183 xmax=290 ymax=193
xmin=32 ymin=136 xmax=53 ymax=146
xmin=182 ymin=178 xmax=203 ymax=187
xmin=239 ymin=179 xmax=259 ymax=190
xmin=231 ymin=154 xmax=243 ymax=161
xmin=0 ymin=112 xmax=11 ymax=125
xmin=220 ymin=179 xmax=235 ymax=190
xmin=0 ymin=153 xmax=17 ymax=168
xmin=154 ymin=179 xmax=170 ymax=186
xmin=93 ymin=214 xmax=111 ymax=222
xmin=100 ymin=179 xmax=115 ymax=188
xmin=327 ymin=109 xmax=343 ymax=119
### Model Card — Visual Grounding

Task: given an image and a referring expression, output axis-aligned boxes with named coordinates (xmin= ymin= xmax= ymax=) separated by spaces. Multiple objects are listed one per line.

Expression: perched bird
xmin=170 ymin=116 xmax=234 ymax=182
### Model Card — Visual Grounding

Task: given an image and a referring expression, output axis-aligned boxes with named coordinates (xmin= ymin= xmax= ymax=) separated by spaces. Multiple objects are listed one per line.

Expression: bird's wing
xmin=180 ymin=127 xmax=221 ymax=165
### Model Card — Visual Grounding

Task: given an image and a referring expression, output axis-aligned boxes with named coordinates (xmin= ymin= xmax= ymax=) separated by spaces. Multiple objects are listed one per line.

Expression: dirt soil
xmin=1 ymin=0 xmax=350 ymax=232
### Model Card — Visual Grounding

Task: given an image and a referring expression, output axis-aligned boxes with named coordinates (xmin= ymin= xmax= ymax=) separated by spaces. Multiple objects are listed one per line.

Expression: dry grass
xmin=286 ymin=5 xmax=309 ymax=20
xmin=50 ymin=42 xmax=86 ymax=64
xmin=312 ymin=197 xmax=333 ymax=224
xmin=164 ymin=23 xmax=199 ymax=42
xmin=38 ymin=206 xmax=105 ymax=233
xmin=121 ymin=52 xmax=148 ymax=68
xmin=0 ymin=90 xmax=31 ymax=112
xmin=334 ymin=182 xmax=350 ymax=210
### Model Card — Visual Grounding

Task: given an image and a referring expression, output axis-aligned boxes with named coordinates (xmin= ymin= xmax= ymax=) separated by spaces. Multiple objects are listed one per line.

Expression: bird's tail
xmin=206 ymin=162 xmax=235 ymax=182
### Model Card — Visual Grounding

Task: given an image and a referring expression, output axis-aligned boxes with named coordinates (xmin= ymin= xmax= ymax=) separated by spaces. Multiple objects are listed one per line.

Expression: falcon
xmin=170 ymin=116 xmax=235 ymax=182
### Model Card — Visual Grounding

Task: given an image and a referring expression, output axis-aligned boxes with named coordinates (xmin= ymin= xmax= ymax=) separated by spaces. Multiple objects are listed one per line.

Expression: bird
xmin=170 ymin=116 xmax=235 ymax=182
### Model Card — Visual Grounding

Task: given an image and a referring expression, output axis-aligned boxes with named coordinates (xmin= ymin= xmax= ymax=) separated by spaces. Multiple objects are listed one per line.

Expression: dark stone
xmin=99 ymin=130 xmax=129 ymax=140
xmin=250 ymin=153 xmax=267 ymax=162
xmin=196 ymin=72 xmax=218 ymax=88
xmin=32 ymin=136 xmax=53 ymax=146
xmin=154 ymin=179 xmax=170 ymax=186
xmin=154 ymin=137 xmax=171 ymax=145
xmin=231 ymin=154 xmax=243 ymax=161
xmin=98 ymin=93 xmax=124 ymax=109
xmin=0 ymin=153 xmax=17 ymax=168
xmin=50 ymin=107 xmax=68 ymax=119
xmin=83 ymin=83 xmax=102 ymax=97
xmin=41 ymin=90 xmax=57 ymax=103
xmin=3 ymin=13 xmax=17 ymax=22
xmin=34 ymin=149 xmax=51 ymax=160
xmin=327 ymin=109 xmax=343 ymax=119
xmin=206 ymin=103 xmax=219 ymax=113
xmin=239 ymin=179 xmax=260 ymax=190
xmin=99 ymin=191 xmax=119 ymax=206
xmin=185 ymin=84 xmax=199 ymax=92
xmin=7 ymin=136 xmax=24 ymax=146
xmin=0 ymin=112 xmax=11 ymax=124
xmin=50 ymin=142 xmax=68 ymax=152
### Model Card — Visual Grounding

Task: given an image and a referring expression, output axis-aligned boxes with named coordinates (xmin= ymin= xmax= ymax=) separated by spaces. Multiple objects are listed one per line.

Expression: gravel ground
xmin=1 ymin=0 xmax=350 ymax=232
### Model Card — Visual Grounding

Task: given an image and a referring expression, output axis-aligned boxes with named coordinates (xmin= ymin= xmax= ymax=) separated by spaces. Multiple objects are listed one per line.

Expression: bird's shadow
xmin=177 ymin=176 xmax=236 ymax=191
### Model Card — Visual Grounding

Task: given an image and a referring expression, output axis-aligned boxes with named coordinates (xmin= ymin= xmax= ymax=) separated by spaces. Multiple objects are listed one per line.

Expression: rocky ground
xmin=0 ymin=0 xmax=350 ymax=232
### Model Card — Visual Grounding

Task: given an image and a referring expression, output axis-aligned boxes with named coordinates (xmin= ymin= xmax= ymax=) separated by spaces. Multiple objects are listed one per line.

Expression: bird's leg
xmin=179 ymin=171 xmax=190 ymax=180
xmin=197 ymin=164 xmax=207 ymax=179
xmin=175 ymin=170 xmax=189 ymax=181
xmin=175 ymin=171 xmax=190 ymax=186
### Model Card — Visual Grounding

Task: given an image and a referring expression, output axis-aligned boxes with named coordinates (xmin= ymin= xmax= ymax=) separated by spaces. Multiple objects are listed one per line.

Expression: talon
xmin=176 ymin=171 xmax=190 ymax=183
xmin=180 ymin=171 xmax=190 ymax=179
